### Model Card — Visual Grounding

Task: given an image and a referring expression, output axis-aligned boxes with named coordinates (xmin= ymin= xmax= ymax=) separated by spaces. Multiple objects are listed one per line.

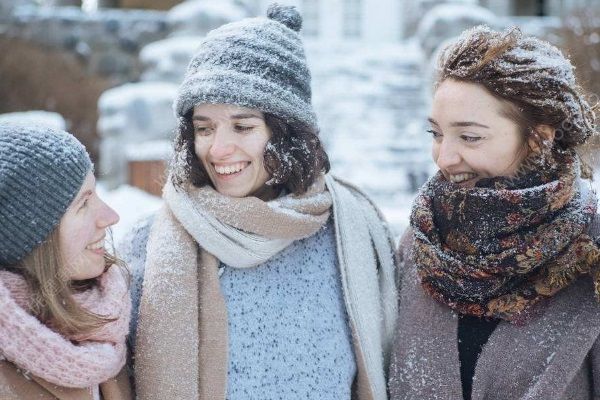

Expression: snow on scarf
xmin=411 ymin=150 xmax=600 ymax=322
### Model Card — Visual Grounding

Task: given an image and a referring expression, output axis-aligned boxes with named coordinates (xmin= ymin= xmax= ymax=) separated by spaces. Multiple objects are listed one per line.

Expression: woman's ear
xmin=528 ymin=125 xmax=555 ymax=153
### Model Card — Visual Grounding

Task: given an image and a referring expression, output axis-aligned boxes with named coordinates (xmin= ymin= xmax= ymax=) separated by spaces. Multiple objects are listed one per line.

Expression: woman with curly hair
xmin=389 ymin=26 xmax=599 ymax=400
xmin=121 ymin=5 xmax=397 ymax=400
xmin=0 ymin=124 xmax=131 ymax=399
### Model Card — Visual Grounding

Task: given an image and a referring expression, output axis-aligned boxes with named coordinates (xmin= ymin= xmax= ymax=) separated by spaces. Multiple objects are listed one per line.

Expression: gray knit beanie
xmin=0 ymin=124 xmax=92 ymax=265
xmin=174 ymin=3 xmax=318 ymax=131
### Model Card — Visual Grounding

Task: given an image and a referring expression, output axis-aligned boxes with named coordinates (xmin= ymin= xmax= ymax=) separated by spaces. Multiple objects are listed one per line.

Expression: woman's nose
xmin=97 ymin=200 xmax=119 ymax=229
xmin=435 ymin=140 xmax=462 ymax=170
xmin=208 ymin=129 xmax=236 ymax=159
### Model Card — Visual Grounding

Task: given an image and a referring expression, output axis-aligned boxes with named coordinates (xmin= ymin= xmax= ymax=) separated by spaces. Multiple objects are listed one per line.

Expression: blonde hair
xmin=14 ymin=227 xmax=127 ymax=336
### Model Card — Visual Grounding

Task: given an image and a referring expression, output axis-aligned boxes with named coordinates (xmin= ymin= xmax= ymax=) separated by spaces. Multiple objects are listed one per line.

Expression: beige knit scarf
xmin=135 ymin=178 xmax=332 ymax=400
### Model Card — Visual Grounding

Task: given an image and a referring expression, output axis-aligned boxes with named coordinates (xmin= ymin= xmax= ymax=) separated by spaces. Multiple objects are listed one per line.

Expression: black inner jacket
xmin=458 ymin=314 xmax=501 ymax=400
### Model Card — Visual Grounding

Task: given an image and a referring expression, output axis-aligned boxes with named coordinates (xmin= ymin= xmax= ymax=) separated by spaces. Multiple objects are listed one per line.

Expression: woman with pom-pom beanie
xmin=124 ymin=4 xmax=397 ymax=400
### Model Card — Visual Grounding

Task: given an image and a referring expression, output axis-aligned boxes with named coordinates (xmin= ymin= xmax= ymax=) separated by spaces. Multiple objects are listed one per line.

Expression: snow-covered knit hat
xmin=174 ymin=3 xmax=317 ymax=131
xmin=0 ymin=124 xmax=92 ymax=265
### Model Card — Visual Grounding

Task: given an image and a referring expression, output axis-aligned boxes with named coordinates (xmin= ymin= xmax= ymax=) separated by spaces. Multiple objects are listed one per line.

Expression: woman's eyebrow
xmin=231 ymin=113 xmax=263 ymax=120
xmin=450 ymin=121 xmax=490 ymax=128
xmin=428 ymin=118 xmax=490 ymax=129
xmin=427 ymin=117 xmax=439 ymax=126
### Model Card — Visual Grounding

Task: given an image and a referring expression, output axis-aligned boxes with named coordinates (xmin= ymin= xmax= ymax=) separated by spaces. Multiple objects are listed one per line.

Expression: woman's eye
xmin=427 ymin=129 xmax=441 ymax=139
xmin=234 ymin=125 xmax=254 ymax=132
xmin=194 ymin=126 xmax=211 ymax=136
xmin=461 ymin=135 xmax=481 ymax=143
xmin=79 ymin=199 xmax=89 ymax=211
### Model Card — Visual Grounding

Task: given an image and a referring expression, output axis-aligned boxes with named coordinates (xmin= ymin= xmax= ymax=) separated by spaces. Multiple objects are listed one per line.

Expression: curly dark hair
xmin=435 ymin=26 xmax=597 ymax=151
xmin=170 ymin=110 xmax=330 ymax=195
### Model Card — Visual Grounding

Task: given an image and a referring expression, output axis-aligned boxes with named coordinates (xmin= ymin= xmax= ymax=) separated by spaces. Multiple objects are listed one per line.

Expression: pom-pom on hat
xmin=0 ymin=124 xmax=92 ymax=265
xmin=267 ymin=3 xmax=303 ymax=31
xmin=174 ymin=3 xmax=317 ymax=131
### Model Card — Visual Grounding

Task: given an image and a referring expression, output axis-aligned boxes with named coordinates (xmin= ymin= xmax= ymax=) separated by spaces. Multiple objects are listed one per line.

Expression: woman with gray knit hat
xmin=0 ymin=124 xmax=132 ymax=399
xmin=389 ymin=26 xmax=600 ymax=400
xmin=121 ymin=4 xmax=397 ymax=400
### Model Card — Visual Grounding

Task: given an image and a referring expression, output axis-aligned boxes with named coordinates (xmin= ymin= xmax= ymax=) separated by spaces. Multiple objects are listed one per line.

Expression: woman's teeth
xmin=449 ymin=173 xmax=477 ymax=183
xmin=86 ymin=239 xmax=104 ymax=251
xmin=214 ymin=162 xmax=248 ymax=175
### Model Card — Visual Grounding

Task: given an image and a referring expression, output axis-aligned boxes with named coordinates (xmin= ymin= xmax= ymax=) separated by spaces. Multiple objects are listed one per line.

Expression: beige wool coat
xmin=0 ymin=362 xmax=132 ymax=400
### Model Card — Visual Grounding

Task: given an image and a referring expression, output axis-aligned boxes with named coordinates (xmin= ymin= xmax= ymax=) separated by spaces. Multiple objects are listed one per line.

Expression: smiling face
xmin=428 ymin=79 xmax=530 ymax=188
xmin=59 ymin=172 xmax=119 ymax=281
xmin=193 ymin=103 xmax=275 ymax=200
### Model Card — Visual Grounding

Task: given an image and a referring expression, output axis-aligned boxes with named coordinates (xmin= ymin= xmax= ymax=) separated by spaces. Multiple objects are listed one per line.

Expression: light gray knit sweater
xmin=389 ymin=216 xmax=600 ymax=400
xmin=220 ymin=220 xmax=356 ymax=399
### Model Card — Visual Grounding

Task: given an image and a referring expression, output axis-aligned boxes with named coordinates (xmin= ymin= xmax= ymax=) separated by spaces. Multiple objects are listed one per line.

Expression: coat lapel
xmin=472 ymin=277 xmax=600 ymax=400
xmin=31 ymin=376 xmax=94 ymax=400
xmin=31 ymin=369 xmax=133 ymax=400
xmin=99 ymin=369 xmax=133 ymax=400
xmin=390 ymin=256 xmax=464 ymax=399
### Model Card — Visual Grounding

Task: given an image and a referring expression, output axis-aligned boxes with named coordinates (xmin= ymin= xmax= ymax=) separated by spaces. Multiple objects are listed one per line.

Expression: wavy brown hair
xmin=435 ymin=26 xmax=597 ymax=154
xmin=170 ymin=110 xmax=330 ymax=195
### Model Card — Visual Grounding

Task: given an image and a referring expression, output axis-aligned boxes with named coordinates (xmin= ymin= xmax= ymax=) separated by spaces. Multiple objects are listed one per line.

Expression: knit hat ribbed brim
xmin=0 ymin=124 xmax=92 ymax=265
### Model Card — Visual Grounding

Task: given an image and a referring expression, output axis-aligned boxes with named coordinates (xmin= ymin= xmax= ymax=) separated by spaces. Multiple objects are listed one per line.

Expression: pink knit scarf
xmin=0 ymin=265 xmax=131 ymax=388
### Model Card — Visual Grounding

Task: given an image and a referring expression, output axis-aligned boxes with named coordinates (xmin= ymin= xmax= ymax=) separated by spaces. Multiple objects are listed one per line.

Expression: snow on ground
xmin=97 ymin=182 xmax=162 ymax=245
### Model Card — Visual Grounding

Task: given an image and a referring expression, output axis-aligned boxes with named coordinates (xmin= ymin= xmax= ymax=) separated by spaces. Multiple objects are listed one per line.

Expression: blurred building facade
xmin=250 ymin=0 xmax=596 ymax=42
xmin=2 ymin=0 xmax=597 ymax=209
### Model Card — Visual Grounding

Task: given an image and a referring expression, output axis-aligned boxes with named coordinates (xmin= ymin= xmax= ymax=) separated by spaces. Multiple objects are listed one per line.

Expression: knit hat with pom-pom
xmin=0 ymin=124 xmax=92 ymax=265
xmin=174 ymin=3 xmax=317 ymax=131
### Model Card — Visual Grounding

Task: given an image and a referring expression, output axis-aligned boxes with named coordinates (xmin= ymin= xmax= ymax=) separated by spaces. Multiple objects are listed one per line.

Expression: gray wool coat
xmin=389 ymin=216 xmax=600 ymax=400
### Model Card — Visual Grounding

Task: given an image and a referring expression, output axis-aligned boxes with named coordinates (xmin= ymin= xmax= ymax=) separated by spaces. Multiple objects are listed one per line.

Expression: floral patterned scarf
xmin=411 ymin=150 xmax=600 ymax=322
